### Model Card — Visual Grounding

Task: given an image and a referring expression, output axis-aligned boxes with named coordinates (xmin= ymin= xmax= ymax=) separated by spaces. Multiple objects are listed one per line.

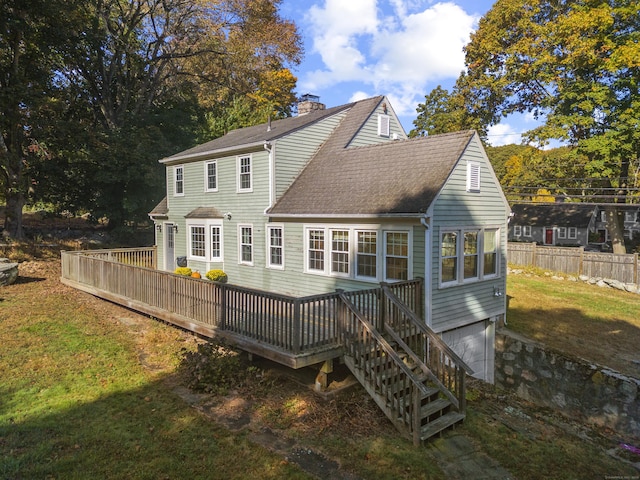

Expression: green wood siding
xmin=349 ymin=102 xmax=407 ymax=147
xmin=429 ymin=137 xmax=509 ymax=332
xmin=274 ymin=112 xmax=347 ymax=199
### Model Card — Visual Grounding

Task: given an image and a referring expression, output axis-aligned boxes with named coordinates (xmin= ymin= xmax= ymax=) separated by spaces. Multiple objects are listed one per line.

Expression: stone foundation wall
xmin=495 ymin=329 xmax=640 ymax=441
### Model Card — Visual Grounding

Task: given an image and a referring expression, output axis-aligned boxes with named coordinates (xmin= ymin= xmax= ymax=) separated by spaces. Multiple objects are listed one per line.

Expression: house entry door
xmin=165 ymin=223 xmax=175 ymax=271
xmin=544 ymin=228 xmax=554 ymax=245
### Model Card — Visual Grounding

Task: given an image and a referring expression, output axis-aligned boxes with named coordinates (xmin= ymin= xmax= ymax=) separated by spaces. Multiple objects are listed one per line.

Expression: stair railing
xmin=338 ymin=291 xmax=431 ymax=445
xmin=380 ymin=284 xmax=473 ymax=412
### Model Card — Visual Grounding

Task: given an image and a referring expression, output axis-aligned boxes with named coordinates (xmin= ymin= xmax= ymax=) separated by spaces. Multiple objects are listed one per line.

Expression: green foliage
xmin=174 ymin=267 xmax=192 ymax=276
xmin=179 ymin=339 xmax=251 ymax=395
xmin=205 ymin=269 xmax=228 ymax=283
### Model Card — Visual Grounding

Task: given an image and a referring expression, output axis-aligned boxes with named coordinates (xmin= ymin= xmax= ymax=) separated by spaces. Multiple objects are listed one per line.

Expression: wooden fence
xmin=508 ymin=242 xmax=640 ymax=285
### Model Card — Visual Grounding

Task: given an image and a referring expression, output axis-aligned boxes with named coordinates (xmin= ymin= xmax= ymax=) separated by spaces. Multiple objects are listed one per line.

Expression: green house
xmin=149 ymin=95 xmax=510 ymax=382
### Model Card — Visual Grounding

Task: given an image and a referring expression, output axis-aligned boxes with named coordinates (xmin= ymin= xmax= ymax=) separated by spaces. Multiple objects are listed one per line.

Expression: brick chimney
xmin=297 ymin=93 xmax=325 ymax=115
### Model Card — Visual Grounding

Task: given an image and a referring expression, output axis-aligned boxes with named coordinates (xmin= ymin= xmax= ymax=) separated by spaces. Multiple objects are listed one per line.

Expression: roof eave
xmin=160 ymin=140 xmax=268 ymax=164
xmin=264 ymin=212 xmax=425 ymax=219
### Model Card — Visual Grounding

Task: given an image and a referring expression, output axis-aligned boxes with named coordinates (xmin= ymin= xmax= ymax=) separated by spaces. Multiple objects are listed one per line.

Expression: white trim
xmin=439 ymin=226 xmax=501 ymax=288
xmin=209 ymin=222 xmax=224 ymax=262
xmin=466 ymin=161 xmax=481 ymax=193
xmin=187 ymin=223 xmax=206 ymax=260
xmin=237 ymin=154 xmax=253 ymax=193
xmin=377 ymin=114 xmax=390 ymax=137
xmin=204 ymin=160 xmax=218 ymax=192
xmin=238 ymin=224 xmax=254 ymax=266
xmin=266 ymin=224 xmax=285 ymax=270
xmin=173 ymin=165 xmax=185 ymax=196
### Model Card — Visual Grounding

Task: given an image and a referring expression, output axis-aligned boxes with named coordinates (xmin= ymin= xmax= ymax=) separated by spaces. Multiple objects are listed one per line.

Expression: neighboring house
xmin=508 ymin=203 xmax=598 ymax=246
xmin=593 ymin=205 xmax=640 ymax=244
xmin=149 ymin=95 xmax=510 ymax=382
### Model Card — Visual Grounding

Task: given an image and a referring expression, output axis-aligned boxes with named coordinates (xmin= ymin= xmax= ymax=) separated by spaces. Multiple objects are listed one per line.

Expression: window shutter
xmin=378 ymin=114 xmax=390 ymax=137
xmin=467 ymin=162 xmax=481 ymax=192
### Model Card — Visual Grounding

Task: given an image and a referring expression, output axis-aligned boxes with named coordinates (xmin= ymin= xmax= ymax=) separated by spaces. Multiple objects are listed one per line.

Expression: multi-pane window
xmin=385 ymin=232 xmax=408 ymax=281
xmin=210 ymin=225 xmax=222 ymax=261
xmin=268 ymin=226 xmax=284 ymax=268
xmin=568 ymin=227 xmax=577 ymax=239
xmin=441 ymin=232 xmax=458 ymax=283
xmin=557 ymin=227 xmax=567 ymax=239
xmin=308 ymin=229 xmax=325 ymax=271
xmin=239 ymin=226 xmax=253 ymax=264
xmin=205 ymin=161 xmax=217 ymax=192
xmin=463 ymin=231 xmax=479 ymax=280
xmin=190 ymin=225 xmax=205 ymax=258
xmin=441 ymin=228 xmax=500 ymax=286
xmin=523 ymin=226 xmax=532 ymax=237
xmin=513 ymin=225 xmax=522 ymax=237
xmin=356 ymin=231 xmax=377 ymax=278
xmin=174 ymin=166 xmax=184 ymax=195
xmin=238 ymin=155 xmax=252 ymax=192
xmin=483 ymin=229 xmax=498 ymax=277
xmin=331 ymin=230 xmax=349 ymax=275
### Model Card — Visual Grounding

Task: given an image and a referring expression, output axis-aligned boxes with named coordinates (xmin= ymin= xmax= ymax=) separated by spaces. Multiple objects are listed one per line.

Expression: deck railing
xmin=60 ymin=248 xmax=422 ymax=358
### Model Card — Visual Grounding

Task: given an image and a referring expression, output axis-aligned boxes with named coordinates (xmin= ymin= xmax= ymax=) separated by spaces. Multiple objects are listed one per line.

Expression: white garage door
xmin=442 ymin=319 xmax=495 ymax=383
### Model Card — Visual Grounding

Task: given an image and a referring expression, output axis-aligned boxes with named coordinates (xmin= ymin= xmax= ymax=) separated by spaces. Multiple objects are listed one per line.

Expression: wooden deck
xmin=61 ymin=248 xmax=421 ymax=368
xmin=61 ymin=247 xmax=470 ymax=444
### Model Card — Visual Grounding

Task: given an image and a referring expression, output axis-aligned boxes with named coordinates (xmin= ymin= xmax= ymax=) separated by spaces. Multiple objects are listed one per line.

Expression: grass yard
xmin=1 ymin=254 xmax=638 ymax=479
xmin=506 ymin=270 xmax=640 ymax=378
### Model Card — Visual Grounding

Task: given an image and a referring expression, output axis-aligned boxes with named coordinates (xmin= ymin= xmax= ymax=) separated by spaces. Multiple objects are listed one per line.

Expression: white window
xmin=210 ymin=224 xmax=222 ymax=261
xmin=513 ymin=225 xmax=522 ymax=237
xmin=307 ymin=229 xmax=325 ymax=272
xmin=441 ymin=231 xmax=458 ymax=284
xmin=237 ymin=155 xmax=252 ymax=192
xmin=205 ymin=161 xmax=217 ymax=192
xmin=483 ymin=229 xmax=498 ymax=277
xmin=189 ymin=225 xmax=206 ymax=259
xmin=385 ymin=231 xmax=409 ymax=281
xmin=174 ymin=165 xmax=184 ymax=196
xmin=356 ymin=231 xmax=377 ymax=279
xmin=239 ymin=225 xmax=253 ymax=265
xmin=378 ymin=114 xmax=390 ymax=137
xmin=625 ymin=211 xmax=637 ymax=223
xmin=557 ymin=227 xmax=567 ymax=239
xmin=523 ymin=226 xmax=532 ymax=237
xmin=330 ymin=230 xmax=350 ymax=275
xmin=441 ymin=227 xmax=500 ymax=287
xmin=467 ymin=161 xmax=481 ymax=192
xmin=267 ymin=225 xmax=284 ymax=269
xmin=568 ymin=227 xmax=577 ymax=240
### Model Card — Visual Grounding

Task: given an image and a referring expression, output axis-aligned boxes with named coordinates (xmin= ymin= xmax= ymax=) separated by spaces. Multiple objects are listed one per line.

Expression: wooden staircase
xmin=338 ymin=285 xmax=472 ymax=445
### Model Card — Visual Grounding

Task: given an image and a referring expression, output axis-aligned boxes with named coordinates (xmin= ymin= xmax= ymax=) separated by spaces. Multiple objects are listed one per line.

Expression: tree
xmin=461 ymin=0 xmax=640 ymax=253
xmin=0 ymin=0 xmax=77 ymax=239
xmin=410 ymin=75 xmax=489 ymax=138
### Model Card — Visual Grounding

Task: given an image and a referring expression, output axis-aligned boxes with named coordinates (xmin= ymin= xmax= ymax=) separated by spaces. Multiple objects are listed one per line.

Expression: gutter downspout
xmin=263 ymin=141 xmax=275 ymax=213
xmin=420 ymin=213 xmax=432 ymax=326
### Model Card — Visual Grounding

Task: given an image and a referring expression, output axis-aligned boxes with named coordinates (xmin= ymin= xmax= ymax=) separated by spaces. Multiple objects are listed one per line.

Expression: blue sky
xmin=280 ymin=0 xmax=529 ymax=146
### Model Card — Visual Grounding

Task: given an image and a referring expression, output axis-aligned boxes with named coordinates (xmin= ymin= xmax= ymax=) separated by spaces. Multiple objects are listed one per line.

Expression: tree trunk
xmin=603 ymin=206 xmax=626 ymax=254
xmin=0 ymin=135 xmax=25 ymax=240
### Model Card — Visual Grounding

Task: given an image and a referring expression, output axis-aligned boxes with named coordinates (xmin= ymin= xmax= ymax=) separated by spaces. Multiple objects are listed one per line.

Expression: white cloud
xmin=486 ymin=123 xmax=522 ymax=147
xmin=300 ymin=1 xmax=478 ymax=116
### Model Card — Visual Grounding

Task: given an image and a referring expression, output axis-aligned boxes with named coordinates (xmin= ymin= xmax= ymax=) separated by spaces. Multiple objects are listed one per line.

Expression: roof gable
xmin=268 ymin=130 xmax=475 ymax=216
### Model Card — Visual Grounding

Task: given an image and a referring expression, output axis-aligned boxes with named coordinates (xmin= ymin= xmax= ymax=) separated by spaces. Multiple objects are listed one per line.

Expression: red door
xmin=544 ymin=228 xmax=554 ymax=245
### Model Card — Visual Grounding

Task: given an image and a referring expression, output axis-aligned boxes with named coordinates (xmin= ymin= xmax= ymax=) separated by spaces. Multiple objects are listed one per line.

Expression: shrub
xmin=205 ymin=269 xmax=228 ymax=283
xmin=174 ymin=267 xmax=192 ymax=276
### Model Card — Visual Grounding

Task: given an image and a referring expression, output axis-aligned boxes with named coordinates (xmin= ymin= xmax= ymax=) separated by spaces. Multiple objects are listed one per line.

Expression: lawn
xmin=506 ymin=270 xmax=640 ymax=378
xmin=1 ymin=255 xmax=638 ymax=479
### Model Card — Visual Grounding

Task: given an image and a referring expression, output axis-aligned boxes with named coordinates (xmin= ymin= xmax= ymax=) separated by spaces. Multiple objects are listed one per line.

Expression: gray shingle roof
xmin=160 ymin=99 xmax=369 ymax=163
xmin=510 ymin=203 xmax=597 ymax=227
xmin=268 ymin=130 xmax=476 ymax=216
xmin=184 ymin=207 xmax=224 ymax=219
xmin=149 ymin=197 xmax=168 ymax=218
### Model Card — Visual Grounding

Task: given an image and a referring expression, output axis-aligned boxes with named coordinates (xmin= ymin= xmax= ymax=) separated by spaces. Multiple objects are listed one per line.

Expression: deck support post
xmin=314 ymin=359 xmax=334 ymax=392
